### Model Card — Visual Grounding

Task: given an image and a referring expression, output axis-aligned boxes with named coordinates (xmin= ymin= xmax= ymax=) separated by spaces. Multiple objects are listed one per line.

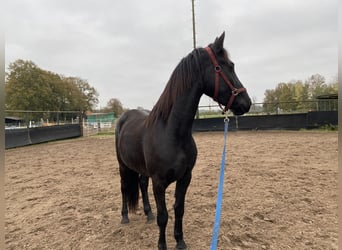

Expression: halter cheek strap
xmin=204 ymin=47 xmax=246 ymax=113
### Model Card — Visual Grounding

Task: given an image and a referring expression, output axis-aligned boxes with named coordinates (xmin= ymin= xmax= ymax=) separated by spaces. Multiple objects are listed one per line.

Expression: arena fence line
xmin=5 ymin=110 xmax=117 ymax=148
xmin=192 ymin=111 xmax=337 ymax=132
xmin=5 ymin=110 xmax=83 ymax=149
xmin=5 ymin=105 xmax=337 ymax=149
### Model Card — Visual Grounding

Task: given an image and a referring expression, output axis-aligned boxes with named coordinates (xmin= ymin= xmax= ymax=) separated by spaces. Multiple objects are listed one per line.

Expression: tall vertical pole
xmin=191 ymin=0 xmax=196 ymax=49
xmin=192 ymin=0 xmax=200 ymax=118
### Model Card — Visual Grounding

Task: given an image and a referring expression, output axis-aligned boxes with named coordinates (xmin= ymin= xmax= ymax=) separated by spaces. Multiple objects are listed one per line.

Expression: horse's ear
xmin=213 ymin=32 xmax=225 ymax=51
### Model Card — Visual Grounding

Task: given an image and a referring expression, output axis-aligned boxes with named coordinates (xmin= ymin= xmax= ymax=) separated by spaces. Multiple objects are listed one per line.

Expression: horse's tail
xmin=115 ymin=112 xmax=139 ymax=212
xmin=121 ymin=167 xmax=140 ymax=212
xmin=121 ymin=169 xmax=139 ymax=212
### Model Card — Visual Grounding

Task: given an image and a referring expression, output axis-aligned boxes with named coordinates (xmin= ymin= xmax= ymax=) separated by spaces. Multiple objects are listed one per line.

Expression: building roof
xmin=5 ymin=116 xmax=23 ymax=121
xmin=316 ymin=93 xmax=338 ymax=99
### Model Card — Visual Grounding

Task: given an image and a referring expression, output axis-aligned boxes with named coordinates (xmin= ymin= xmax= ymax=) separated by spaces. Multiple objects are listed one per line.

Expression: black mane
xmin=145 ymin=49 xmax=201 ymax=126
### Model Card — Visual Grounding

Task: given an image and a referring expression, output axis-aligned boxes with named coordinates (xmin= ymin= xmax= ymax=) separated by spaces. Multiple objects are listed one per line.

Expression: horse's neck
xmin=166 ymin=85 xmax=202 ymax=138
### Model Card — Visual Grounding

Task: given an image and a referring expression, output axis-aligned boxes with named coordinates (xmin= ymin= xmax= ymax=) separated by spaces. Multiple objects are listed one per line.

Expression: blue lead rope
xmin=210 ymin=117 xmax=229 ymax=250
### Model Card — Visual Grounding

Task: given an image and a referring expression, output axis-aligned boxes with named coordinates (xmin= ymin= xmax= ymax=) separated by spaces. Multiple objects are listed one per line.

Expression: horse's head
xmin=201 ymin=32 xmax=251 ymax=115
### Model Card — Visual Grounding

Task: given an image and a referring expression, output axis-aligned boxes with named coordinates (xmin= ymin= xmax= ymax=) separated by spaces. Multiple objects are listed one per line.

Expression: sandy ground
xmin=5 ymin=131 xmax=338 ymax=250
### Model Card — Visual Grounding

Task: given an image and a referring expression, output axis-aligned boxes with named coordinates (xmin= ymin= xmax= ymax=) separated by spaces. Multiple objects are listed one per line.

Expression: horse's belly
xmin=118 ymin=136 xmax=148 ymax=175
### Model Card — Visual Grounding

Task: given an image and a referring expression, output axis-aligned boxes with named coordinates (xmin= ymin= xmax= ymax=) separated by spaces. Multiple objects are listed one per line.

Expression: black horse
xmin=115 ymin=32 xmax=251 ymax=250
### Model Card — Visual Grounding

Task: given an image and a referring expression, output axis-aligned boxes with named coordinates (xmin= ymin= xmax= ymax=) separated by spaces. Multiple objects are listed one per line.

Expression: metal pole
xmin=191 ymin=0 xmax=196 ymax=49
xmin=192 ymin=0 xmax=200 ymax=119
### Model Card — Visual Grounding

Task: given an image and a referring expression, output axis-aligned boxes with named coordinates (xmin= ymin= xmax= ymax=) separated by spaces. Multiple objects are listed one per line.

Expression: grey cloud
xmin=5 ymin=0 xmax=337 ymax=108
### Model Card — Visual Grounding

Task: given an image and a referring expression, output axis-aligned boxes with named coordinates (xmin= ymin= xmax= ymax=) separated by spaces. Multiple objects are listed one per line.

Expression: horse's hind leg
xmin=174 ymin=171 xmax=192 ymax=249
xmin=120 ymin=181 xmax=129 ymax=223
xmin=139 ymin=175 xmax=155 ymax=222
xmin=120 ymin=166 xmax=129 ymax=224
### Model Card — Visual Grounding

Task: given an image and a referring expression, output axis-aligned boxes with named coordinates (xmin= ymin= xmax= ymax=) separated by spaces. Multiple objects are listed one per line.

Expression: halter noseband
xmin=204 ymin=46 xmax=246 ymax=113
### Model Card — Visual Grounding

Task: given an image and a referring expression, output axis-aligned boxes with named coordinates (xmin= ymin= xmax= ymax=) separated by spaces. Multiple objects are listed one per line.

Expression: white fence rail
xmin=82 ymin=121 xmax=115 ymax=136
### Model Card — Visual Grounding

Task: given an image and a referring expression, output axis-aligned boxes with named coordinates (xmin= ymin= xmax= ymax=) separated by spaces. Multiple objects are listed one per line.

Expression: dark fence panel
xmin=5 ymin=124 xmax=82 ymax=149
xmin=192 ymin=117 xmax=226 ymax=131
xmin=306 ymin=111 xmax=338 ymax=128
xmin=237 ymin=113 xmax=308 ymax=130
xmin=29 ymin=125 xmax=82 ymax=144
xmin=5 ymin=128 xmax=31 ymax=149
xmin=193 ymin=111 xmax=337 ymax=132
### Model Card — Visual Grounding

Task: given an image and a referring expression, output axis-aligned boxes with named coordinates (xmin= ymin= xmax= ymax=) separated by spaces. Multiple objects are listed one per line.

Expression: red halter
xmin=204 ymin=46 xmax=246 ymax=113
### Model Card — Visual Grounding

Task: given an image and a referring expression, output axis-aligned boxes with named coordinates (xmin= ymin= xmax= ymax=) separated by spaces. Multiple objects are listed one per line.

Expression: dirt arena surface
xmin=5 ymin=131 xmax=338 ymax=250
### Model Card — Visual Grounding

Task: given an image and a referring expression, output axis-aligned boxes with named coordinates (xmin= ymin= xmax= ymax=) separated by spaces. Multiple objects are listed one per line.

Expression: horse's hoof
xmin=121 ymin=217 xmax=129 ymax=224
xmin=158 ymin=243 xmax=167 ymax=250
xmin=147 ymin=212 xmax=155 ymax=223
xmin=175 ymin=241 xmax=187 ymax=250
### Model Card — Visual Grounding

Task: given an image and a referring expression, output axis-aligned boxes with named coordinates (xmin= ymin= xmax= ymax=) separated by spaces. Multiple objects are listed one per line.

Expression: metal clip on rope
xmin=224 ymin=114 xmax=229 ymax=123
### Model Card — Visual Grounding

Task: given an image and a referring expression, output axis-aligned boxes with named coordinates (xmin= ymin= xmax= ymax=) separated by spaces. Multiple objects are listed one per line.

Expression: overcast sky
xmin=5 ymin=0 xmax=337 ymax=110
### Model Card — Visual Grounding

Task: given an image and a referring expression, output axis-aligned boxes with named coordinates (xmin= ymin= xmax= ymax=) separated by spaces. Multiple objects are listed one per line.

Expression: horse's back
xmin=116 ymin=109 xmax=148 ymax=132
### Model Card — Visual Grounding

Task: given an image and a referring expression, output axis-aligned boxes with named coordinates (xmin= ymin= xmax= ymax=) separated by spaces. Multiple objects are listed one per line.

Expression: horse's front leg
xmin=174 ymin=171 xmax=192 ymax=249
xmin=152 ymin=180 xmax=168 ymax=250
xmin=139 ymin=175 xmax=155 ymax=222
